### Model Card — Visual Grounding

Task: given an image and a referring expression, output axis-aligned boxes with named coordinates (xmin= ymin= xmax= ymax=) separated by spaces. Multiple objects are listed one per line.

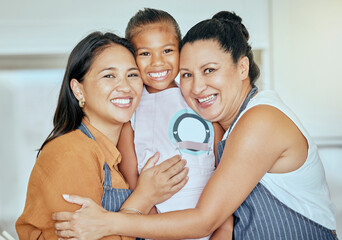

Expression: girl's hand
xmin=53 ymin=194 xmax=108 ymax=239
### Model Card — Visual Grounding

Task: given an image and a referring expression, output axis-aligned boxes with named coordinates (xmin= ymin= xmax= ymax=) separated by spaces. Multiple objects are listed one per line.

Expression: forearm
xmin=120 ymin=187 xmax=155 ymax=215
xmin=102 ymin=208 xmax=214 ymax=239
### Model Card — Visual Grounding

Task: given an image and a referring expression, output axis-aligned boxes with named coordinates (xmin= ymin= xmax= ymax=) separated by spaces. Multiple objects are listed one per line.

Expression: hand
xmin=53 ymin=194 xmax=109 ymax=240
xmin=135 ymin=153 xmax=189 ymax=206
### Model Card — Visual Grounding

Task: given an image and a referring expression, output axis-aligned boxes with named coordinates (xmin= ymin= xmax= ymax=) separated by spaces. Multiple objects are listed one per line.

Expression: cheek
xmin=180 ymin=81 xmax=193 ymax=101
xmin=132 ymin=80 xmax=144 ymax=95
xmin=136 ymin=58 xmax=148 ymax=70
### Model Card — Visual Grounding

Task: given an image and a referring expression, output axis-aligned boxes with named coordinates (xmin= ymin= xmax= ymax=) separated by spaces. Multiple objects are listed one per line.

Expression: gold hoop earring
xmin=79 ymin=99 xmax=85 ymax=108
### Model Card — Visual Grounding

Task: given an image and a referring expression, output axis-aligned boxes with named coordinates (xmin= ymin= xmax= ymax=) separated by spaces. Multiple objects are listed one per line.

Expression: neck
xmin=84 ymin=117 xmax=123 ymax=145
xmin=219 ymin=84 xmax=253 ymax=131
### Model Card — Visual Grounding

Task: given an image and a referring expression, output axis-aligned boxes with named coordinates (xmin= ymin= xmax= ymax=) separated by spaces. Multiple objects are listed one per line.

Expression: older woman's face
xmin=179 ymin=40 xmax=245 ymax=124
xmin=77 ymin=44 xmax=143 ymax=126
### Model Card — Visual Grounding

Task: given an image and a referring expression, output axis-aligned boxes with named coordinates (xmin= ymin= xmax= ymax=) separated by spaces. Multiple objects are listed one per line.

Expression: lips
xmin=196 ymin=94 xmax=217 ymax=107
xmin=110 ymin=97 xmax=132 ymax=108
xmin=147 ymin=70 xmax=170 ymax=81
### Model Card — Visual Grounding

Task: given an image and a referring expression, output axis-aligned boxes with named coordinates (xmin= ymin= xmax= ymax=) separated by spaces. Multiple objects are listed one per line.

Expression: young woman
xmin=16 ymin=31 xmax=188 ymax=240
xmin=53 ymin=11 xmax=337 ymax=240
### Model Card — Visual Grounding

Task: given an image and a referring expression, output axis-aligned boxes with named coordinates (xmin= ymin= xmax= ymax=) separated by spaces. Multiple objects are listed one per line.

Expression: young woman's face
xmin=179 ymin=40 xmax=246 ymax=124
xmin=131 ymin=22 xmax=179 ymax=93
xmin=77 ymin=44 xmax=143 ymax=127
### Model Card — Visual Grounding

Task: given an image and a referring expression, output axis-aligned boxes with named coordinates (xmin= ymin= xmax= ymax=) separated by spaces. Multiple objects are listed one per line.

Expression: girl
xmin=54 ymin=11 xmax=337 ymax=240
xmin=117 ymin=8 xmax=232 ymax=239
xmin=16 ymin=31 xmax=188 ymax=240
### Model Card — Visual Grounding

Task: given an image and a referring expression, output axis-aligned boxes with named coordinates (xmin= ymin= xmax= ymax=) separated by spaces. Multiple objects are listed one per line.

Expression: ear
xmin=70 ymin=79 xmax=84 ymax=101
xmin=239 ymin=56 xmax=249 ymax=80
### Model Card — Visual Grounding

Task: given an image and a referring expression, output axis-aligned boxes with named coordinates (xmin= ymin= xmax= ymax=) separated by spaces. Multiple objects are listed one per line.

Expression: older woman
xmin=53 ymin=12 xmax=337 ymax=240
xmin=16 ymin=31 xmax=188 ymax=240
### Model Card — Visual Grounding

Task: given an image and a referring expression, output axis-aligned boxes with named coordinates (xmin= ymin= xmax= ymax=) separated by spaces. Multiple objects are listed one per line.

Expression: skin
xmin=131 ymin=22 xmax=179 ymax=93
xmin=49 ymin=43 xmax=190 ymax=239
xmin=53 ymin=40 xmax=308 ymax=239
xmin=71 ymin=44 xmax=143 ymax=143
xmin=119 ymin=22 xmax=233 ymax=238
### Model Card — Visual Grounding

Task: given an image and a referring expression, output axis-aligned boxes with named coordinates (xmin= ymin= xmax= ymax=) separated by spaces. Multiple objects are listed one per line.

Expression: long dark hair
xmin=125 ymin=8 xmax=181 ymax=45
xmin=38 ymin=31 xmax=135 ymax=155
xmin=181 ymin=11 xmax=260 ymax=85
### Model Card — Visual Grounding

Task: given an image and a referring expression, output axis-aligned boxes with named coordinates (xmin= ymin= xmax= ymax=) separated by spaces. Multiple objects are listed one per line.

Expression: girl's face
xmin=72 ymin=44 xmax=143 ymax=128
xmin=179 ymin=39 xmax=249 ymax=127
xmin=131 ymin=22 xmax=179 ymax=93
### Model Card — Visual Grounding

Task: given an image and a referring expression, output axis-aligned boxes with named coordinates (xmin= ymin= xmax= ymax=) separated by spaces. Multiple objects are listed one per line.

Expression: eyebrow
xmin=99 ymin=67 xmax=139 ymax=73
xmin=180 ymin=62 xmax=218 ymax=72
xmin=135 ymin=43 xmax=178 ymax=51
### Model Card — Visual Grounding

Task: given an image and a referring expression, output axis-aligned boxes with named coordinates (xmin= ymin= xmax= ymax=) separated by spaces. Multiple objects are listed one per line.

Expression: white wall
xmin=0 ymin=0 xmax=269 ymax=55
xmin=271 ymin=0 xmax=342 ymax=236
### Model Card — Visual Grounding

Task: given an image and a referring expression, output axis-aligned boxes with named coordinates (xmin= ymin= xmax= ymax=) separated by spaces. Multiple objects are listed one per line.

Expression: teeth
xmin=111 ymin=98 xmax=131 ymax=104
xmin=197 ymin=94 xmax=216 ymax=103
xmin=149 ymin=70 xmax=168 ymax=78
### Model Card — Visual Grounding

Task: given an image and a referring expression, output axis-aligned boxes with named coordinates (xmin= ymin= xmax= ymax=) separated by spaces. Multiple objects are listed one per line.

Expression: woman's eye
xmin=128 ymin=73 xmax=139 ymax=78
xmin=204 ymin=68 xmax=215 ymax=74
xmin=182 ymin=73 xmax=192 ymax=78
xmin=104 ymin=74 xmax=115 ymax=78
xmin=163 ymin=49 xmax=173 ymax=54
xmin=139 ymin=52 xmax=150 ymax=56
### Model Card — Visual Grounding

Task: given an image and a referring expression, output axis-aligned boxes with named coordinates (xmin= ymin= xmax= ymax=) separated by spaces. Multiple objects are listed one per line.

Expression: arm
xmin=117 ymin=121 xmax=139 ymax=190
xmin=55 ymin=106 xmax=306 ymax=239
xmin=117 ymin=122 xmax=162 ymax=216
xmin=16 ymin=143 xmax=106 ymax=240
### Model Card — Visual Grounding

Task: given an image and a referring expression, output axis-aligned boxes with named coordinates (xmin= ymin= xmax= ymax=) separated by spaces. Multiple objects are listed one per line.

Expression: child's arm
xmin=211 ymin=122 xmax=234 ymax=239
xmin=117 ymin=121 xmax=139 ymax=190
xmin=118 ymin=122 xmax=160 ymax=217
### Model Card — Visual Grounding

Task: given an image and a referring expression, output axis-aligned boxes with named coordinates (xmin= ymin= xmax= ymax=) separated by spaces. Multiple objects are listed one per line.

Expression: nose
xmin=151 ymin=53 xmax=164 ymax=67
xmin=116 ymin=76 xmax=131 ymax=93
xmin=192 ymin=75 xmax=207 ymax=95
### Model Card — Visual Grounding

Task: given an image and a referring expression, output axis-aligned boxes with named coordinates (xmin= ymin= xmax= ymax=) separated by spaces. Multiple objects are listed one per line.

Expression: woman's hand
xmin=135 ymin=152 xmax=189 ymax=206
xmin=53 ymin=153 xmax=189 ymax=239
xmin=53 ymin=194 xmax=109 ymax=239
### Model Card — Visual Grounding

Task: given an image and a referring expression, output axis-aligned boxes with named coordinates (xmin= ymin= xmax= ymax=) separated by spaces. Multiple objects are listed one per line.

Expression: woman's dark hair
xmin=125 ymin=8 xmax=181 ymax=44
xmin=181 ymin=11 xmax=260 ymax=85
xmin=38 ymin=31 xmax=135 ymax=155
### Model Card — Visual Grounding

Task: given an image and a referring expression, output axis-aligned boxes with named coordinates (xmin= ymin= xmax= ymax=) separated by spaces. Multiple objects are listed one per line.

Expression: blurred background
xmin=0 ymin=0 xmax=341 ymax=238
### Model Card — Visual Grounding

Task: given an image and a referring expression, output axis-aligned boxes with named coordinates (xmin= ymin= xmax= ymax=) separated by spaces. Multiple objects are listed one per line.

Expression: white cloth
xmin=134 ymin=87 xmax=215 ymax=239
xmin=225 ymin=90 xmax=336 ymax=230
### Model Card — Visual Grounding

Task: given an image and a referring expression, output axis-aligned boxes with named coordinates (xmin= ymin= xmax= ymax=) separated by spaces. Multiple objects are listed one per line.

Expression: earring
xmin=79 ymin=98 xmax=85 ymax=108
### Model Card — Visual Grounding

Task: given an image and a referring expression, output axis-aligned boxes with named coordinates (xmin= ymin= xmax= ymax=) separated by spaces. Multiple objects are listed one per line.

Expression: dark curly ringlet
xmin=181 ymin=11 xmax=260 ymax=86
xmin=38 ymin=31 xmax=135 ymax=156
xmin=125 ymin=8 xmax=181 ymax=46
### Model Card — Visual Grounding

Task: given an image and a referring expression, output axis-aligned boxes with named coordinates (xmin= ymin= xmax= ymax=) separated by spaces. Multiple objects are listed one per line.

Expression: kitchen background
xmin=0 ymin=0 xmax=341 ymax=238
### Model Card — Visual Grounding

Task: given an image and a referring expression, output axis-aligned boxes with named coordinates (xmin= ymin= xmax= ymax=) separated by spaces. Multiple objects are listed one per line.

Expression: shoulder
xmin=37 ymin=130 xmax=100 ymax=169
xmin=229 ymin=105 xmax=294 ymax=159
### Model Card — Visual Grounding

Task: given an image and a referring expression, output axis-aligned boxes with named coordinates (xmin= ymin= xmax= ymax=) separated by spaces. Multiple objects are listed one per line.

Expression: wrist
xmin=103 ymin=211 xmax=119 ymax=236
xmin=128 ymin=189 xmax=155 ymax=214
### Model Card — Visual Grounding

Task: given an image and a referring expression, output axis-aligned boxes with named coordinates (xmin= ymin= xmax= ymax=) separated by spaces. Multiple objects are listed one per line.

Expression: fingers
xmin=55 ymin=230 xmax=76 ymax=238
xmin=169 ymin=174 xmax=189 ymax=194
xmin=156 ymin=155 xmax=183 ymax=172
xmin=63 ymin=194 xmax=91 ymax=206
xmin=163 ymin=157 xmax=187 ymax=178
xmin=168 ymin=167 xmax=189 ymax=186
xmin=142 ymin=152 xmax=160 ymax=171
xmin=55 ymin=221 xmax=71 ymax=231
xmin=52 ymin=212 xmax=74 ymax=221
